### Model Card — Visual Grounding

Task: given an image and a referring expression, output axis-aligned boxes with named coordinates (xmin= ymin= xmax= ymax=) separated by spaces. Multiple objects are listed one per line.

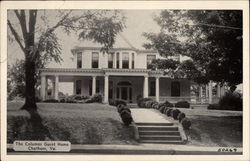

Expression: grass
xmin=7 ymin=101 xmax=137 ymax=145
xmin=176 ymin=108 xmax=242 ymax=147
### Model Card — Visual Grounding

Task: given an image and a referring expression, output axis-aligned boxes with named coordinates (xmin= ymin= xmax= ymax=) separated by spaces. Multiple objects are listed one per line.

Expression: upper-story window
xmin=108 ymin=52 xmax=114 ymax=68
xmin=122 ymin=52 xmax=129 ymax=69
xmin=116 ymin=52 xmax=120 ymax=68
xmin=132 ymin=53 xmax=135 ymax=69
xmin=77 ymin=52 xmax=82 ymax=68
xmin=92 ymin=52 xmax=99 ymax=68
xmin=147 ymin=55 xmax=156 ymax=69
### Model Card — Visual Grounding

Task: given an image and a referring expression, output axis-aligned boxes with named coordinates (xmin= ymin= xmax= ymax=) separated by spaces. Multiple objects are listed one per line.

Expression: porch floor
xmin=131 ymin=109 xmax=171 ymax=123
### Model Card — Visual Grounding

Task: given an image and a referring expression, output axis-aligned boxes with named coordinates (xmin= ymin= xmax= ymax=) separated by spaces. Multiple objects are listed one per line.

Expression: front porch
xmin=39 ymin=68 xmax=225 ymax=104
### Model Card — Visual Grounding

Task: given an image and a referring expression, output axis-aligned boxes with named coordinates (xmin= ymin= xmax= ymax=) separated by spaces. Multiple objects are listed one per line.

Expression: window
xmin=147 ymin=55 xmax=156 ymax=69
xmin=171 ymin=81 xmax=180 ymax=97
xmin=122 ymin=52 xmax=129 ymax=69
xmin=132 ymin=53 xmax=135 ymax=69
xmin=116 ymin=52 xmax=120 ymax=68
xmin=76 ymin=80 xmax=82 ymax=95
xmin=77 ymin=52 xmax=82 ymax=68
xmin=149 ymin=81 xmax=156 ymax=96
xmin=92 ymin=52 xmax=99 ymax=68
xmin=108 ymin=53 xmax=114 ymax=68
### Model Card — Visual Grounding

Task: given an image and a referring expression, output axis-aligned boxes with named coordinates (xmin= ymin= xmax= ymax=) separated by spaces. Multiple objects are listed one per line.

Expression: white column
xmin=113 ymin=53 xmax=116 ymax=68
xmin=92 ymin=76 xmax=96 ymax=96
xmin=41 ymin=75 xmax=46 ymax=101
xmin=129 ymin=52 xmax=132 ymax=69
xmin=55 ymin=75 xmax=59 ymax=100
xmin=73 ymin=80 xmax=76 ymax=95
xmin=217 ymin=83 xmax=221 ymax=97
xmin=104 ymin=75 xmax=109 ymax=103
xmin=119 ymin=52 xmax=122 ymax=69
xmin=199 ymin=85 xmax=203 ymax=98
xmin=155 ymin=77 xmax=159 ymax=102
xmin=208 ymin=80 xmax=213 ymax=104
xmin=52 ymin=82 xmax=55 ymax=98
xmin=221 ymin=84 xmax=225 ymax=96
xmin=143 ymin=76 xmax=149 ymax=98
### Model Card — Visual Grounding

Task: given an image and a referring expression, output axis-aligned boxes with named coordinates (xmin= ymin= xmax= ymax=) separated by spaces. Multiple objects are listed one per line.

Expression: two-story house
xmin=39 ymin=37 xmax=192 ymax=104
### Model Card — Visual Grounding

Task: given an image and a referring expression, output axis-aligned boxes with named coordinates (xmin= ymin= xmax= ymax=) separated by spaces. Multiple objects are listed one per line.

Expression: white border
xmin=1 ymin=1 xmax=249 ymax=161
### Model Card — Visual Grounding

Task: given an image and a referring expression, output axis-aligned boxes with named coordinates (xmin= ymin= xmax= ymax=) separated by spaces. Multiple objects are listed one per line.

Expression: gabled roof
xmin=71 ymin=34 xmax=157 ymax=54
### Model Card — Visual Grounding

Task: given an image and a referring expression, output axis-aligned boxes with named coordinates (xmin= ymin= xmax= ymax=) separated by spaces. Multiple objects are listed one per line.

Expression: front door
xmin=116 ymin=81 xmax=132 ymax=103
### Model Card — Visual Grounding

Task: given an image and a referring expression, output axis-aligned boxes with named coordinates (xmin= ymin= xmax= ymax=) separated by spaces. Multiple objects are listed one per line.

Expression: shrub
xmin=219 ymin=92 xmax=243 ymax=111
xmin=120 ymin=108 xmax=131 ymax=115
xmin=145 ymin=101 xmax=154 ymax=108
xmin=165 ymin=100 xmax=174 ymax=107
xmin=177 ymin=112 xmax=186 ymax=122
xmin=43 ymin=99 xmax=59 ymax=103
xmin=207 ymin=104 xmax=220 ymax=110
xmin=137 ymin=98 xmax=153 ymax=108
xmin=60 ymin=98 xmax=66 ymax=103
xmin=166 ymin=108 xmax=173 ymax=117
xmin=175 ymin=101 xmax=190 ymax=108
xmin=159 ymin=105 xmax=166 ymax=113
xmin=172 ymin=109 xmax=181 ymax=120
xmin=152 ymin=102 xmax=159 ymax=109
xmin=91 ymin=93 xmax=103 ymax=103
xmin=120 ymin=110 xmax=133 ymax=126
xmin=181 ymin=118 xmax=191 ymax=130
xmin=158 ymin=103 xmax=166 ymax=109
xmin=113 ymin=99 xmax=127 ymax=107
xmin=163 ymin=107 xmax=170 ymax=114
xmin=117 ymin=104 xmax=126 ymax=113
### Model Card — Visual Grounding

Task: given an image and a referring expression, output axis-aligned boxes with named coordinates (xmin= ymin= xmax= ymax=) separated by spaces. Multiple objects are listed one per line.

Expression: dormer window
xmin=122 ymin=52 xmax=129 ymax=69
xmin=77 ymin=52 xmax=82 ymax=68
xmin=147 ymin=55 xmax=156 ymax=69
xmin=108 ymin=52 xmax=114 ymax=68
xmin=92 ymin=52 xmax=99 ymax=68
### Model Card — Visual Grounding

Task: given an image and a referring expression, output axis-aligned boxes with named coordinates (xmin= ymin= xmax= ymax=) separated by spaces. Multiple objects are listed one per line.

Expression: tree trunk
xmin=21 ymin=56 xmax=37 ymax=111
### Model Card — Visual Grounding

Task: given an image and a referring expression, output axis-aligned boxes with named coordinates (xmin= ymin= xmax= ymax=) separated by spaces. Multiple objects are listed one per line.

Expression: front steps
xmin=136 ymin=122 xmax=185 ymax=144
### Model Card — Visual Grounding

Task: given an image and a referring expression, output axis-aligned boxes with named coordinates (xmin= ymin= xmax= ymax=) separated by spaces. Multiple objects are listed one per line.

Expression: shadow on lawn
xmin=27 ymin=110 xmax=54 ymax=140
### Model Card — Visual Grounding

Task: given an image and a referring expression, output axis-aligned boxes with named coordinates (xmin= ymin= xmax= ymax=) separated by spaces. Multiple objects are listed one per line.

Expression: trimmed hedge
xmin=181 ymin=118 xmax=191 ymax=130
xmin=172 ymin=109 xmax=181 ymax=120
xmin=177 ymin=112 xmax=186 ymax=122
xmin=166 ymin=108 xmax=173 ymax=116
xmin=120 ymin=110 xmax=133 ymax=126
xmin=152 ymin=102 xmax=159 ymax=109
xmin=137 ymin=98 xmax=153 ymax=108
xmin=43 ymin=99 xmax=59 ymax=103
xmin=218 ymin=92 xmax=243 ymax=111
xmin=165 ymin=100 xmax=174 ymax=107
xmin=175 ymin=101 xmax=190 ymax=108
xmin=113 ymin=99 xmax=127 ymax=107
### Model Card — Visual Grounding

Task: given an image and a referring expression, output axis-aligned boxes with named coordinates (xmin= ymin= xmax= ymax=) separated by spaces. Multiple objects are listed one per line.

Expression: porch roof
xmin=39 ymin=68 xmax=165 ymax=77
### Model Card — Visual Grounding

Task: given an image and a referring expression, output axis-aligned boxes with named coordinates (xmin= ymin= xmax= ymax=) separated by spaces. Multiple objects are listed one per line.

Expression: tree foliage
xmin=7 ymin=10 xmax=125 ymax=111
xmin=144 ymin=10 xmax=242 ymax=86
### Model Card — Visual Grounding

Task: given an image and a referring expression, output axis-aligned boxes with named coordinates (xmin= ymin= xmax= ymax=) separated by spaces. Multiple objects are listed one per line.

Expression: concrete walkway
xmin=131 ymin=109 xmax=171 ymax=123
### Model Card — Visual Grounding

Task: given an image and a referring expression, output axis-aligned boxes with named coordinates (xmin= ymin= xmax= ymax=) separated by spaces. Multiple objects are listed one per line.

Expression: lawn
xmin=176 ymin=108 xmax=242 ymax=147
xmin=7 ymin=101 xmax=137 ymax=145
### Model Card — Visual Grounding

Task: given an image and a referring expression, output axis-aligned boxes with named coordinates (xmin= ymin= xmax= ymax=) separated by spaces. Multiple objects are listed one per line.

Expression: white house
xmin=39 ymin=36 xmax=225 ymax=104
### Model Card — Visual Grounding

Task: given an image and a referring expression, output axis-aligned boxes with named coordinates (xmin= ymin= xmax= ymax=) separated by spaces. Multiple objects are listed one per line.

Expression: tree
xmin=144 ymin=10 xmax=242 ymax=88
xmin=7 ymin=60 xmax=25 ymax=100
xmin=8 ymin=10 xmax=125 ymax=111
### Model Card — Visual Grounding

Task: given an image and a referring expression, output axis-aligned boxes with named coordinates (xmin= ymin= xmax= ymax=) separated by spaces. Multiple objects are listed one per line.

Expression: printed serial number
xmin=218 ymin=148 xmax=237 ymax=152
